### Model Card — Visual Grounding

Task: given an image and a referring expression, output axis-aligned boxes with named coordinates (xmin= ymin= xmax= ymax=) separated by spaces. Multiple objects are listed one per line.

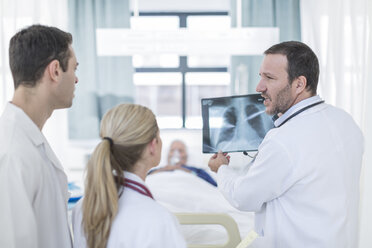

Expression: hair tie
xmin=103 ymin=137 xmax=114 ymax=147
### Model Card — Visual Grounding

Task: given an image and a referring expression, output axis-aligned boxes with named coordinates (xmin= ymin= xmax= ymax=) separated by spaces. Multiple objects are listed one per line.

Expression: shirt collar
xmin=274 ymin=95 xmax=323 ymax=127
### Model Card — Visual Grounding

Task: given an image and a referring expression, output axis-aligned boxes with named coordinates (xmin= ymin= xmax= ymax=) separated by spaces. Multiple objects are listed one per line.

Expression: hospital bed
xmin=146 ymin=170 xmax=255 ymax=247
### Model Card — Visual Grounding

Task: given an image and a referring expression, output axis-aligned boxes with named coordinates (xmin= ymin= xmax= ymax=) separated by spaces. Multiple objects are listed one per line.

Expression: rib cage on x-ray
xmin=202 ymin=94 xmax=274 ymax=153
xmin=217 ymin=104 xmax=267 ymax=148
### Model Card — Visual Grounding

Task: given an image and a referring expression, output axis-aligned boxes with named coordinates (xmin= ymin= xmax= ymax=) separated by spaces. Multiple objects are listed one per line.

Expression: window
xmin=131 ymin=12 xmax=231 ymax=129
xmin=0 ymin=17 xmax=33 ymax=108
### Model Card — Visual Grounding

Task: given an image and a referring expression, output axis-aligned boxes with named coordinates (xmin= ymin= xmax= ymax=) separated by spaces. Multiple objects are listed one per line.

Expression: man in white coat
xmin=0 ymin=25 xmax=78 ymax=248
xmin=208 ymin=41 xmax=364 ymax=248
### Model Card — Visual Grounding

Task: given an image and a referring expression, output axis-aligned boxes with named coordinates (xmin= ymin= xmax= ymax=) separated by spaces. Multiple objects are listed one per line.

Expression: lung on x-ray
xmin=201 ymin=94 xmax=274 ymax=153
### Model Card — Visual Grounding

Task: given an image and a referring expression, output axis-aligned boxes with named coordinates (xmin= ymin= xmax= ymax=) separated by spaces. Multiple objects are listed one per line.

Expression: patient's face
xmin=168 ymin=141 xmax=188 ymax=165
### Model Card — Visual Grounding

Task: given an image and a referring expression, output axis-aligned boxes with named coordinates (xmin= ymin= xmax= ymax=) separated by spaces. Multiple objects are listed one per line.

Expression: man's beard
xmin=268 ymin=83 xmax=293 ymax=116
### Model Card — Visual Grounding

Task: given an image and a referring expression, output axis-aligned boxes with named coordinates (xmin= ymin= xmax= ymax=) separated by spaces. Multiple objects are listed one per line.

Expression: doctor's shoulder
xmin=124 ymin=196 xmax=178 ymax=224
xmin=123 ymin=199 xmax=185 ymax=239
xmin=138 ymin=203 xmax=187 ymax=247
xmin=0 ymin=126 xmax=45 ymax=184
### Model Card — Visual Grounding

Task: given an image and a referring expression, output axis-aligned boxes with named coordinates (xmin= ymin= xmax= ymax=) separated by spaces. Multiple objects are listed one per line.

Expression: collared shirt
xmin=0 ymin=103 xmax=72 ymax=248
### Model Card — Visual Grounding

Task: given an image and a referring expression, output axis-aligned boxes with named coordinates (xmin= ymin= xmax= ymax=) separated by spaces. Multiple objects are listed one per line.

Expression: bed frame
xmin=175 ymin=213 xmax=242 ymax=248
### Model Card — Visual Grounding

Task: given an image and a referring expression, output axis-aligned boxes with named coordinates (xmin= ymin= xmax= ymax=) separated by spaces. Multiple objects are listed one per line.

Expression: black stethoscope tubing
xmin=275 ymin=100 xmax=325 ymax=128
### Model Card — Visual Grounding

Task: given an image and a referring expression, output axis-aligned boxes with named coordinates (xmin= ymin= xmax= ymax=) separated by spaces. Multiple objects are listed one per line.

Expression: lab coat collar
xmin=123 ymin=171 xmax=147 ymax=185
xmin=6 ymin=102 xmax=45 ymax=146
xmin=274 ymin=95 xmax=324 ymax=127
xmin=5 ymin=102 xmax=65 ymax=173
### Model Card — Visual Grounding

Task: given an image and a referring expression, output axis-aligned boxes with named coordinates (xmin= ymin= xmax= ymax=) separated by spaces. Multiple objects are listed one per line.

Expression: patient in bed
xmin=148 ymin=140 xmax=217 ymax=186
xmin=146 ymin=140 xmax=254 ymax=245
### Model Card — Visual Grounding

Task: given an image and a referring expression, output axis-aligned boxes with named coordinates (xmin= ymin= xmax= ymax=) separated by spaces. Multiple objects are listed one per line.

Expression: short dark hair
xmin=9 ymin=24 xmax=73 ymax=89
xmin=264 ymin=41 xmax=319 ymax=95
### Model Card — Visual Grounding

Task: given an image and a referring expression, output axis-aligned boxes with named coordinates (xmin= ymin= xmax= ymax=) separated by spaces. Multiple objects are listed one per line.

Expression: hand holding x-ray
xmin=208 ymin=151 xmax=230 ymax=172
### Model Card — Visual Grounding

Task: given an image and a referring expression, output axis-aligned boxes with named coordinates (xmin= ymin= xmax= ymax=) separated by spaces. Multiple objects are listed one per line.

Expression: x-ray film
xmin=201 ymin=94 xmax=274 ymax=153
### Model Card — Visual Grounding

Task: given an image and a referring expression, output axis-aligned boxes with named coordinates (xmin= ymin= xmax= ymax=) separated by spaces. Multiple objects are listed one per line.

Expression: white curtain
xmin=67 ymin=0 xmax=133 ymax=140
xmin=0 ymin=0 xmax=70 ymax=167
xmin=300 ymin=0 xmax=372 ymax=247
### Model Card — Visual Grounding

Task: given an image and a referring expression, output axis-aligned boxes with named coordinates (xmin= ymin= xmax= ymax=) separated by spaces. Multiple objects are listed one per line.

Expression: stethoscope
xmin=273 ymin=100 xmax=325 ymax=128
xmin=118 ymin=177 xmax=154 ymax=199
xmin=243 ymin=100 xmax=325 ymax=158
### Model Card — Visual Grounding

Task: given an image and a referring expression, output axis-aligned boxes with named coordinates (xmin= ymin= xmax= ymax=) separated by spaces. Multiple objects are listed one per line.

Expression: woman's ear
xmin=148 ymin=138 xmax=157 ymax=155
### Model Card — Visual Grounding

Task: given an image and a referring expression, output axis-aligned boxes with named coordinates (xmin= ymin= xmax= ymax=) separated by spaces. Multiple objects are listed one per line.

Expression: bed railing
xmin=175 ymin=213 xmax=241 ymax=248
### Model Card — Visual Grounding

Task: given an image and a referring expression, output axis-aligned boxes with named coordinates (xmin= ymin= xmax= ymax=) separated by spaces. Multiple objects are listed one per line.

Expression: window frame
xmin=133 ymin=11 xmax=229 ymax=128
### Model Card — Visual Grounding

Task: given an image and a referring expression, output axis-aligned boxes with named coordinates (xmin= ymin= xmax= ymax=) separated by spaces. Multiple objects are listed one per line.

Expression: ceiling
xmin=129 ymin=0 xmax=230 ymax=12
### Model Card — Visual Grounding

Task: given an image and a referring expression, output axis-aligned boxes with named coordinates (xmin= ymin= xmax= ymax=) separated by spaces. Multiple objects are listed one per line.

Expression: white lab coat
xmin=216 ymin=99 xmax=364 ymax=248
xmin=0 ymin=103 xmax=72 ymax=248
xmin=72 ymin=171 xmax=187 ymax=248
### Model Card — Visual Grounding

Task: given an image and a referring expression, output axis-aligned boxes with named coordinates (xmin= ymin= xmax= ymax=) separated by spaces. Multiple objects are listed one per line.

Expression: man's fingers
xmin=226 ymin=155 xmax=231 ymax=162
xmin=211 ymin=153 xmax=218 ymax=159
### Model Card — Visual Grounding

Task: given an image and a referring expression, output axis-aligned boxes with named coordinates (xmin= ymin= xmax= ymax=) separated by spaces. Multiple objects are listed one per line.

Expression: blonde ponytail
xmin=82 ymin=139 xmax=120 ymax=248
xmin=81 ymin=103 xmax=158 ymax=248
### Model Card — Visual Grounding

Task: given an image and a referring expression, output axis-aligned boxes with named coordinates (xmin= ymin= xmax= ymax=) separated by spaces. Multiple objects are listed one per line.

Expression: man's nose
xmin=256 ymin=79 xmax=265 ymax=92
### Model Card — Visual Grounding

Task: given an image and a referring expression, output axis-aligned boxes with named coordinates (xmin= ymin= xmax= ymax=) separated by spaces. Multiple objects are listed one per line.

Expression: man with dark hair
xmin=208 ymin=41 xmax=363 ymax=247
xmin=0 ymin=24 xmax=78 ymax=248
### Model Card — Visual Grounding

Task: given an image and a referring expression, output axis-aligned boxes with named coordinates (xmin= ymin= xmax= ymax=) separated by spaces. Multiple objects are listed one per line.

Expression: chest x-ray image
xmin=201 ymin=94 xmax=274 ymax=153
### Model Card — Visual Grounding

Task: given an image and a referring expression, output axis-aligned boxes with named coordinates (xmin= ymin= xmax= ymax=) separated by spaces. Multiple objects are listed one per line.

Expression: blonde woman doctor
xmin=72 ymin=103 xmax=187 ymax=248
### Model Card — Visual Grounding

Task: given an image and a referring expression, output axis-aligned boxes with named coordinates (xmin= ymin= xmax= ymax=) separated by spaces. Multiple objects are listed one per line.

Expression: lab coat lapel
xmin=11 ymin=103 xmax=66 ymax=173
xmin=42 ymin=143 xmax=70 ymax=203
xmin=42 ymin=142 xmax=66 ymax=174
xmin=10 ymin=103 xmax=70 ymax=202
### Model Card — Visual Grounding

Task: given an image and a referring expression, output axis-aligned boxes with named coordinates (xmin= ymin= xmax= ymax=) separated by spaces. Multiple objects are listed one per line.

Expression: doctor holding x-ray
xmin=208 ymin=41 xmax=364 ymax=248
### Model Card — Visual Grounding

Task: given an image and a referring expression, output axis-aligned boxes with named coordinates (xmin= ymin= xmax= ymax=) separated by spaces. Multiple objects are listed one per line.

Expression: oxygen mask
xmin=170 ymin=149 xmax=181 ymax=165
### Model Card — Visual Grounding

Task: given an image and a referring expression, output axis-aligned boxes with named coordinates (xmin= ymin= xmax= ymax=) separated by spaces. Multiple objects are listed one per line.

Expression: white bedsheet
xmin=146 ymin=170 xmax=254 ymax=245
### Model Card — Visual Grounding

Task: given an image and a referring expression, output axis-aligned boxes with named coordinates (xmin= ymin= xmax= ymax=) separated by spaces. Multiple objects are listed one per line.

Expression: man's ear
xmin=295 ymin=75 xmax=307 ymax=94
xmin=46 ymin=60 xmax=61 ymax=82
